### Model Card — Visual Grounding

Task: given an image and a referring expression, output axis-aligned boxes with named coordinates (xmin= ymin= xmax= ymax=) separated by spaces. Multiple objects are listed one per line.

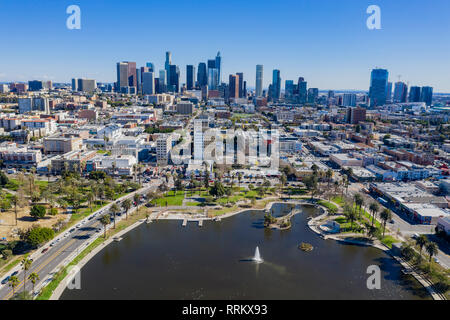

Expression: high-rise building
xmin=186 ymin=65 xmax=195 ymax=90
xmin=285 ymin=80 xmax=294 ymax=99
xmin=229 ymin=74 xmax=239 ymax=99
xmin=168 ymin=65 xmax=180 ymax=92
xmin=142 ymin=72 xmax=155 ymax=95
xmin=307 ymin=88 xmax=319 ymax=104
xmin=255 ymin=65 xmax=263 ymax=97
xmin=146 ymin=62 xmax=154 ymax=71
xmin=71 ymin=78 xmax=78 ymax=91
xmin=197 ymin=63 xmax=208 ymax=88
xmin=343 ymin=93 xmax=357 ymax=107
xmin=236 ymin=73 xmax=244 ymax=98
xmin=409 ymin=86 xmax=421 ymax=102
xmin=420 ymin=86 xmax=433 ymax=106
xmin=116 ymin=61 xmax=137 ymax=91
xmin=393 ymin=82 xmax=408 ymax=103
xmin=271 ymin=69 xmax=281 ymax=102
xmin=165 ymin=51 xmax=171 ymax=77
xmin=386 ymin=82 xmax=393 ymax=103
xmin=215 ymin=52 xmax=221 ymax=84
xmin=297 ymin=77 xmax=307 ymax=104
xmin=369 ymin=68 xmax=389 ymax=107
xmin=208 ymin=68 xmax=218 ymax=90
xmin=28 ymin=80 xmax=44 ymax=91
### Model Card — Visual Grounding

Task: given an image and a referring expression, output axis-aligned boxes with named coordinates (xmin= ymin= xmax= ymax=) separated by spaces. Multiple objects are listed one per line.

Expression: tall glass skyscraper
xmin=393 ymin=82 xmax=408 ymax=103
xmin=215 ymin=52 xmax=221 ymax=84
xmin=186 ymin=65 xmax=195 ymax=90
xmin=369 ymin=68 xmax=389 ymax=107
xmin=409 ymin=86 xmax=421 ymax=102
xmin=271 ymin=69 xmax=281 ymax=102
xmin=197 ymin=63 xmax=207 ymax=88
xmin=255 ymin=65 xmax=263 ymax=97
xmin=420 ymin=86 xmax=433 ymax=106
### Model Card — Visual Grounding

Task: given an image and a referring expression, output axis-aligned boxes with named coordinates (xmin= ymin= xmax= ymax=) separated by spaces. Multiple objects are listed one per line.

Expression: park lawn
xmin=5 ymin=178 xmax=48 ymax=192
xmin=331 ymin=196 xmax=345 ymax=206
xmin=317 ymin=200 xmax=339 ymax=214
xmin=334 ymin=217 xmax=359 ymax=232
xmin=381 ymin=236 xmax=399 ymax=249
xmin=186 ymin=202 xmax=201 ymax=207
xmin=208 ymin=205 xmax=239 ymax=217
xmin=151 ymin=191 xmax=185 ymax=207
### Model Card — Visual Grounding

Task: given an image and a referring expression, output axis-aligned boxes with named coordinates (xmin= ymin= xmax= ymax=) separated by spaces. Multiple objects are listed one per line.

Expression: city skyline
xmin=1 ymin=0 xmax=450 ymax=92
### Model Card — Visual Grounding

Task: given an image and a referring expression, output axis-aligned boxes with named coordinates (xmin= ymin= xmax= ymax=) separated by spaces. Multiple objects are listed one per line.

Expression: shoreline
xmin=50 ymin=199 xmax=443 ymax=301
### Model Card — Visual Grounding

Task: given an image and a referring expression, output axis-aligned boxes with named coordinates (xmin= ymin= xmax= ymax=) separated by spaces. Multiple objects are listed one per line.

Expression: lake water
xmin=61 ymin=204 xmax=430 ymax=300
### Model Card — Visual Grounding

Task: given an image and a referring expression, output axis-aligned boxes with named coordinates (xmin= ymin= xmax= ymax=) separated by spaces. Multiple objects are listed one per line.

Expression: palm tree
xmin=11 ymin=195 xmax=19 ymax=226
xmin=100 ymin=214 xmax=111 ymax=238
xmin=369 ymin=202 xmax=379 ymax=227
xmin=86 ymin=191 xmax=95 ymax=213
xmin=380 ymin=208 xmax=392 ymax=237
xmin=21 ymin=257 xmax=32 ymax=293
xmin=122 ymin=199 xmax=132 ymax=220
xmin=109 ymin=203 xmax=119 ymax=229
xmin=425 ymin=242 xmax=438 ymax=263
xmin=8 ymin=276 xmax=19 ymax=296
xmin=133 ymin=193 xmax=141 ymax=214
xmin=354 ymin=193 xmax=363 ymax=219
xmin=325 ymin=169 xmax=333 ymax=187
xmin=28 ymin=272 xmax=39 ymax=295
xmin=415 ymin=235 xmax=428 ymax=261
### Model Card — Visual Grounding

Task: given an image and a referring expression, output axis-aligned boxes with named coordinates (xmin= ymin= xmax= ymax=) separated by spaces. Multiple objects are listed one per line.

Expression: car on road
xmin=41 ymin=247 xmax=49 ymax=253
xmin=1 ymin=276 xmax=10 ymax=285
xmin=11 ymin=271 xmax=18 ymax=277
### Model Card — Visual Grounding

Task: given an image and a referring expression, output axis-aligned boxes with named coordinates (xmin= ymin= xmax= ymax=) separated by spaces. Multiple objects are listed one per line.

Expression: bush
xmin=25 ymin=226 xmax=54 ymax=247
xmin=0 ymin=171 xmax=9 ymax=187
xmin=48 ymin=208 xmax=58 ymax=216
xmin=30 ymin=205 xmax=46 ymax=219
xmin=1 ymin=249 xmax=12 ymax=260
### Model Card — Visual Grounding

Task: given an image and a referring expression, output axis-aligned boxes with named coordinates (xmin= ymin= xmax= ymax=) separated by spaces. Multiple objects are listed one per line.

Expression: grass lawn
xmin=381 ymin=236 xmax=399 ymax=248
xmin=151 ymin=191 xmax=185 ymax=207
xmin=331 ymin=196 xmax=345 ymax=206
xmin=317 ymin=200 xmax=339 ymax=214
xmin=5 ymin=178 xmax=48 ymax=192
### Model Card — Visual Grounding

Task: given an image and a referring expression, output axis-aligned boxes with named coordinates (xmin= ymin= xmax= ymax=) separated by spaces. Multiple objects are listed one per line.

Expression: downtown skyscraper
xmin=116 ymin=61 xmax=137 ymax=92
xmin=186 ymin=65 xmax=195 ymax=90
xmin=271 ymin=69 xmax=281 ymax=102
xmin=255 ymin=65 xmax=263 ymax=97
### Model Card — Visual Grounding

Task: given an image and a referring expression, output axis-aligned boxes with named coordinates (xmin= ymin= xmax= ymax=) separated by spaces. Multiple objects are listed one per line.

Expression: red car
xmin=41 ymin=248 xmax=49 ymax=253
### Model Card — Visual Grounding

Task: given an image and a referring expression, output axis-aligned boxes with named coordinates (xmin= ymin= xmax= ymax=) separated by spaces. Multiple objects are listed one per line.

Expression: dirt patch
xmin=0 ymin=206 xmax=68 ymax=241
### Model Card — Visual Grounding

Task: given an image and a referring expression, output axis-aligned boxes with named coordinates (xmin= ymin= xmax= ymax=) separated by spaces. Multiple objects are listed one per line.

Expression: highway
xmin=0 ymin=181 xmax=160 ymax=300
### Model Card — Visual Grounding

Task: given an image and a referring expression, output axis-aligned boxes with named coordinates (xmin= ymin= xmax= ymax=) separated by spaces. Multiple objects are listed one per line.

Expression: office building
xmin=343 ymin=93 xmax=357 ymax=107
xmin=186 ymin=65 xmax=195 ymax=90
xmin=271 ymin=69 xmax=281 ymax=102
xmin=346 ymin=107 xmax=367 ymax=124
xmin=420 ymin=86 xmax=433 ymax=106
xmin=116 ymin=61 xmax=137 ymax=91
xmin=142 ymin=72 xmax=155 ymax=95
xmin=197 ymin=63 xmax=208 ymax=88
xmin=393 ymin=82 xmax=408 ymax=103
xmin=409 ymin=86 xmax=421 ymax=102
xmin=369 ymin=68 xmax=389 ymax=107
xmin=255 ymin=65 xmax=263 ymax=97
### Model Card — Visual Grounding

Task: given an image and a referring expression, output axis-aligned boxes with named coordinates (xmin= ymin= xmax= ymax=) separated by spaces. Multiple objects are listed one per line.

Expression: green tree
xmin=21 ymin=257 xmax=32 ymax=293
xmin=425 ymin=242 xmax=438 ymax=263
xmin=415 ymin=235 xmax=428 ymax=261
xmin=10 ymin=194 xmax=19 ymax=226
xmin=28 ymin=272 xmax=39 ymax=295
xmin=25 ymin=226 xmax=54 ymax=247
xmin=8 ymin=276 xmax=19 ymax=296
xmin=369 ymin=202 xmax=379 ymax=227
xmin=100 ymin=214 xmax=111 ymax=238
xmin=209 ymin=181 xmax=225 ymax=199
xmin=30 ymin=204 xmax=46 ymax=220
xmin=380 ymin=208 xmax=392 ymax=237
xmin=109 ymin=203 xmax=119 ymax=229
xmin=121 ymin=199 xmax=132 ymax=220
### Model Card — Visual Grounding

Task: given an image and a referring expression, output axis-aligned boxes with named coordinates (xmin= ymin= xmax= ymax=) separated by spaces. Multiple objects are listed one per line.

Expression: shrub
xmin=30 ymin=205 xmax=46 ymax=219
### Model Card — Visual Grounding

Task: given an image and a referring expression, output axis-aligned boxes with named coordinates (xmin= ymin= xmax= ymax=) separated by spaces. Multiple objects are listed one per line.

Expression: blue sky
xmin=1 ymin=0 xmax=449 ymax=92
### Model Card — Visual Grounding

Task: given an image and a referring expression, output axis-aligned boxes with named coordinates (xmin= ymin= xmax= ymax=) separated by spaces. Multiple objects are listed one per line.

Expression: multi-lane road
xmin=0 ymin=182 xmax=160 ymax=300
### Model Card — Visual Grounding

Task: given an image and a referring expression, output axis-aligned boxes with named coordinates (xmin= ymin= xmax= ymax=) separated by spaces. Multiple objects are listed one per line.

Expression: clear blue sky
xmin=1 ymin=0 xmax=449 ymax=92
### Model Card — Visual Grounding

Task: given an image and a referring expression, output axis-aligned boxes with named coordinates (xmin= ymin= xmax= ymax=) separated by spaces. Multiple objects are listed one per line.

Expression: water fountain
xmin=253 ymin=246 xmax=263 ymax=263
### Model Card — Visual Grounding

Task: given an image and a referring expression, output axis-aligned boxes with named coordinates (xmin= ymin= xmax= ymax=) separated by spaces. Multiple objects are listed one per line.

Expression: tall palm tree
xmin=380 ymin=208 xmax=392 ymax=237
xmin=122 ymin=199 xmax=132 ymax=220
xmin=28 ymin=272 xmax=39 ymax=295
xmin=415 ymin=235 xmax=428 ymax=261
xmin=425 ymin=242 xmax=438 ymax=263
xmin=11 ymin=194 xmax=19 ymax=226
xmin=369 ymin=202 xmax=379 ymax=227
xmin=134 ymin=193 xmax=141 ymax=214
xmin=8 ymin=276 xmax=19 ymax=296
xmin=109 ymin=203 xmax=119 ymax=229
xmin=354 ymin=193 xmax=363 ymax=219
xmin=21 ymin=257 xmax=32 ymax=293
xmin=86 ymin=191 xmax=95 ymax=213
xmin=100 ymin=214 xmax=110 ymax=238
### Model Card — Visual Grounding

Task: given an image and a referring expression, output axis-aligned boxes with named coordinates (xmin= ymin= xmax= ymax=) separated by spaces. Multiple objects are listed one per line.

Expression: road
xmin=0 ymin=181 xmax=160 ymax=300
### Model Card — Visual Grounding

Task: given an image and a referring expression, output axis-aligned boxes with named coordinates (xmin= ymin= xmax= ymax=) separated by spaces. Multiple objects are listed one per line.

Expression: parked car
xmin=41 ymin=248 xmax=49 ymax=253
